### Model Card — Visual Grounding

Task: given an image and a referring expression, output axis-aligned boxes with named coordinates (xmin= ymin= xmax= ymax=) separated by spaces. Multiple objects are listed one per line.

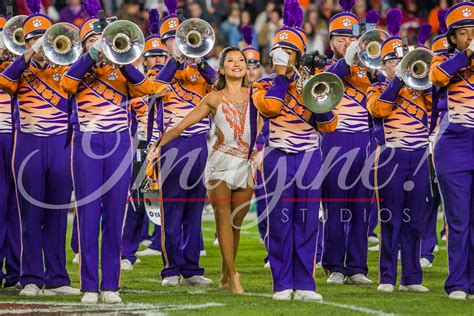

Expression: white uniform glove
xmin=270 ymin=47 xmax=290 ymax=67
xmin=173 ymin=43 xmax=183 ymax=60
xmin=31 ymin=36 xmax=44 ymax=54
xmin=92 ymin=36 xmax=103 ymax=52
xmin=395 ymin=62 xmax=403 ymax=80
xmin=344 ymin=41 xmax=359 ymax=66
xmin=0 ymin=32 xmax=5 ymax=49
xmin=468 ymin=40 xmax=474 ymax=52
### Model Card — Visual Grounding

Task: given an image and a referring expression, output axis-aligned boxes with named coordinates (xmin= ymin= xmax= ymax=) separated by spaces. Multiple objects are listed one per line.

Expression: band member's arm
xmin=196 ymin=59 xmax=217 ymax=84
xmin=367 ymin=82 xmax=398 ymax=118
xmin=120 ymin=64 xmax=160 ymax=97
xmin=252 ymin=76 xmax=290 ymax=117
xmin=315 ymin=111 xmax=338 ymax=133
xmin=158 ymin=92 xmax=215 ymax=147
xmin=430 ymin=52 xmax=470 ymax=87
xmin=325 ymin=58 xmax=350 ymax=78
xmin=59 ymin=53 xmax=95 ymax=94
xmin=0 ymin=54 xmax=30 ymax=94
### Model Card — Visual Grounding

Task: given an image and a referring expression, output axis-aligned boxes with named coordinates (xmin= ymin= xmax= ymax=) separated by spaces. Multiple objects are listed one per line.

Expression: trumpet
xmin=3 ymin=15 xmax=27 ymax=56
xmin=43 ymin=23 xmax=82 ymax=65
xmin=399 ymin=47 xmax=434 ymax=90
xmin=356 ymin=29 xmax=389 ymax=70
xmin=175 ymin=18 xmax=215 ymax=59
xmin=101 ymin=20 xmax=145 ymax=65
xmin=293 ymin=65 xmax=344 ymax=114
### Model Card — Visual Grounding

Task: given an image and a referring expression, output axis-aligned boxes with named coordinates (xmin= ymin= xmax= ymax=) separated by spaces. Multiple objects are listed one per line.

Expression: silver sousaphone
xmin=43 ymin=22 xmax=82 ymax=65
xmin=399 ymin=47 xmax=434 ymax=90
xmin=175 ymin=18 xmax=215 ymax=58
xmin=357 ymin=29 xmax=390 ymax=70
xmin=101 ymin=20 xmax=145 ymax=65
xmin=3 ymin=15 xmax=27 ymax=56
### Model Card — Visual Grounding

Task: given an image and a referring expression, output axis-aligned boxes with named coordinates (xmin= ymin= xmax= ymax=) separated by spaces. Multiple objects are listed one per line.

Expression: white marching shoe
xmin=161 ymin=276 xmax=179 ymax=287
xmin=72 ymin=253 xmax=79 ymax=265
xmin=139 ymin=239 xmax=152 ymax=248
xmin=345 ymin=273 xmax=372 ymax=285
xmin=420 ymin=258 xmax=433 ymax=269
xmin=101 ymin=291 xmax=122 ymax=304
xmin=181 ymin=275 xmax=213 ymax=287
xmin=136 ymin=248 xmax=161 ymax=256
xmin=293 ymin=290 xmax=323 ymax=301
xmin=264 ymin=261 xmax=271 ymax=269
xmin=272 ymin=289 xmax=293 ymax=300
xmin=19 ymin=284 xmax=41 ymax=296
xmin=399 ymin=284 xmax=429 ymax=292
xmin=81 ymin=292 xmax=99 ymax=304
xmin=120 ymin=259 xmax=133 ymax=271
xmin=377 ymin=284 xmax=395 ymax=292
xmin=326 ymin=272 xmax=345 ymax=285
xmin=200 ymin=250 xmax=207 ymax=257
xmin=368 ymin=235 xmax=379 ymax=243
xmin=448 ymin=291 xmax=467 ymax=300
xmin=42 ymin=286 xmax=81 ymax=296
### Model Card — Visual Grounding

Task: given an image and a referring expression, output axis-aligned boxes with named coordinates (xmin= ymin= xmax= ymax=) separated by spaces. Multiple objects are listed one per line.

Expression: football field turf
xmin=0 ymin=218 xmax=472 ymax=315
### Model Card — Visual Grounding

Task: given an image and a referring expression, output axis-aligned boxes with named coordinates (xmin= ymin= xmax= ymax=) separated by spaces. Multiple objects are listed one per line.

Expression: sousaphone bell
xmin=101 ymin=20 xmax=145 ymax=65
xmin=302 ymin=73 xmax=344 ymax=113
xmin=357 ymin=29 xmax=389 ymax=70
xmin=175 ymin=18 xmax=215 ymax=59
xmin=43 ymin=22 xmax=82 ymax=65
xmin=3 ymin=15 xmax=27 ymax=56
xmin=399 ymin=47 xmax=434 ymax=90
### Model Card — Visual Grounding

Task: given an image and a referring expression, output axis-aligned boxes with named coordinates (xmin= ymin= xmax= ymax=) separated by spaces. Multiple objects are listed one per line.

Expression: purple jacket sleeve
xmin=155 ymin=58 xmax=179 ymax=83
xmin=197 ymin=60 xmax=217 ymax=84
xmin=65 ymin=53 xmax=95 ymax=80
xmin=379 ymin=77 xmax=404 ymax=103
xmin=265 ymin=75 xmax=291 ymax=101
xmin=120 ymin=64 xmax=147 ymax=84
xmin=325 ymin=58 xmax=350 ymax=78
xmin=2 ymin=55 xmax=28 ymax=81
xmin=438 ymin=50 xmax=470 ymax=77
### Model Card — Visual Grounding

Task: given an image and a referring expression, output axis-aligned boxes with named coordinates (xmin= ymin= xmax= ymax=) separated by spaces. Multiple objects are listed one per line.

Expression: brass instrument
xmin=175 ymin=18 xmax=215 ymax=59
xmin=356 ymin=29 xmax=389 ymax=70
xmin=399 ymin=47 xmax=434 ymax=90
xmin=43 ymin=23 xmax=82 ymax=65
xmin=101 ymin=20 xmax=145 ymax=65
xmin=3 ymin=15 xmax=27 ymax=56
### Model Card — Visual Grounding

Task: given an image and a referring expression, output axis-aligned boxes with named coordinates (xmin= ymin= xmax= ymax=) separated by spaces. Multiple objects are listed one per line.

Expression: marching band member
xmin=321 ymin=1 xmax=381 ymax=286
xmin=59 ymin=0 xmax=158 ymax=303
xmin=158 ymin=46 xmax=257 ymax=294
xmin=121 ymin=8 xmax=168 ymax=271
xmin=253 ymin=0 xmax=337 ymax=301
xmin=0 ymin=14 xmax=20 ymax=289
xmin=420 ymin=9 xmax=449 ymax=269
xmin=151 ymin=0 xmax=216 ymax=287
xmin=367 ymin=12 xmax=432 ymax=293
xmin=0 ymin=2 xmax=79 ymax=296
xmin=429 ymin=1 xmax=474 ymax=300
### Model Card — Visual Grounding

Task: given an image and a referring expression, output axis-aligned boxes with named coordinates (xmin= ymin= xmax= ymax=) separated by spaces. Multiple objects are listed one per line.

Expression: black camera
xmin=301 ymin=51 xmax=328 ymax=72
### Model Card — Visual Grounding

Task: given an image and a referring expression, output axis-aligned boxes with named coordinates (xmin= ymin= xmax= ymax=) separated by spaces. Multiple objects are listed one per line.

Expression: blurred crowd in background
xmin=1 ymin=0 xmax=459 ymax=72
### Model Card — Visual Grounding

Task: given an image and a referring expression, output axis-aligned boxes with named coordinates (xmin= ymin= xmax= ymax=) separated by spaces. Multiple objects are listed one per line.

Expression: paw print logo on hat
xmin=342 ymin=18 xmax=352 ymax=27
xmin=279 ymin=32 xmax=289 ymax=40
xmin=248 ymin=52 xmax=254 ymax=58
xmin=392 ymin=42 xmax=401 ymax=49
xmin=152 ymin=40 xmax=159 ymax=47
xmin=88 ymin=21 xmax=94 ymax=29
xmin=168 ymin=20 xmax=178 ymax=29
xmin=443 ymin=40 xmax=449 ymax=48
xmin=462 ymin=8 xmax=472 ymax=17
xmin=32 ymin=19 xmax=42 ymax=28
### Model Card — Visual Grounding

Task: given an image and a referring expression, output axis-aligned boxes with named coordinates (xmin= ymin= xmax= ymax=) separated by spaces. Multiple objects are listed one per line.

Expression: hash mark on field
xmin=244 ymin=292 xmax=395 ymax=315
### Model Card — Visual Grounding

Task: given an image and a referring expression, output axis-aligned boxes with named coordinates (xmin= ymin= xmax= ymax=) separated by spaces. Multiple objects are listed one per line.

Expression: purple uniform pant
xmin=263 ymin=147 xmax=321 ymax=291
xmin=0 ymin=133 xmax=20 ymax=287
xmin=375 ymin=146 xmax=428 ymax=285
xmin=434 ymin=125 xmax=474 ymax=295
xmin=72 ymin=130 xmax=132 ymax=292
xmin=321 ymin=131 xmax=372 ymax=276
xmin=158 ymin=134 xmax=207 ymax=279
xmin=255 ymin=168 xmax=269 ymax=263
xmin=13 ymin=131 xmax=71 ymax=289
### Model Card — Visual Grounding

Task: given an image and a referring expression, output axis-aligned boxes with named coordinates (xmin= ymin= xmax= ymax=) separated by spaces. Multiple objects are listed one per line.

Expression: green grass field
xmin=0 ymin=218 xmax=472 ymax=315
